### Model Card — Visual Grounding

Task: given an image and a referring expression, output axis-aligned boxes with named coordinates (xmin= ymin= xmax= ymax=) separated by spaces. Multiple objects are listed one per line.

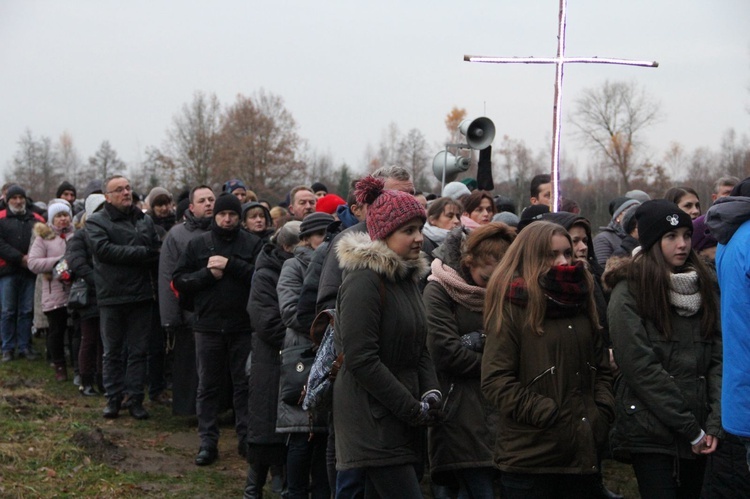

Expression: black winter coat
xmin=86 ymin=203 xmax=161 ymax=306
xmin=65 ymin=229 xmax=99 ymax=319
xmin=246 ymin=243 xmax=292 ymax=447
xmin=173 ymin=225 xmax=262 ymax=334
xmin=0 ymin=207 xmax=45 ymax=278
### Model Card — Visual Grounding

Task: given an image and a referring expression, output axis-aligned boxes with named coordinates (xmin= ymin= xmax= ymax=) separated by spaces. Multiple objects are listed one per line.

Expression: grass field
xmin=0 ymin=351 xmax=640 ymax=498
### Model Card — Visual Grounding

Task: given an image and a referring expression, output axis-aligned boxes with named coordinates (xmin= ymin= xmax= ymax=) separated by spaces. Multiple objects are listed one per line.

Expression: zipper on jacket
xmin=528 ymin=366 xmax=556 ymax=386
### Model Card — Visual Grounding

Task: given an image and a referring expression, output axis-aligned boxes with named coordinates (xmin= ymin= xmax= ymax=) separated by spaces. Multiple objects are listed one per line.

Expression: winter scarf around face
xmin=428 ymin=257 xmax=486 ymax=312
xmin=506 ymin=261 xmax=590 ymax=318
xmin=422 ymin=222 xmax=451 ymax=246
xmin=669 ymin=269 xmax=702 ymax=317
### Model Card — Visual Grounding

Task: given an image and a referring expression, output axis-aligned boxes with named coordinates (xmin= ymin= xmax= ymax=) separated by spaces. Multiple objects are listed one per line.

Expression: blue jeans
xmin=0 ymin=273 xmax=35 ymax=354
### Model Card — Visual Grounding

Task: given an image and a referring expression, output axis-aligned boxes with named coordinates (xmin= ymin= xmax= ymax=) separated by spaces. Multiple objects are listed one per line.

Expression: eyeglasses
xmin=107 ymin=185 xmax=132 ymax=194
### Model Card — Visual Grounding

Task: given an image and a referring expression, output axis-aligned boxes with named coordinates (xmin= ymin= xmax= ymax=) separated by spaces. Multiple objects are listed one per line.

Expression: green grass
xmin=1 ymin=350 xmax=640 ymax=498
xmin=0 ymin=356 xmax=248 ymax=498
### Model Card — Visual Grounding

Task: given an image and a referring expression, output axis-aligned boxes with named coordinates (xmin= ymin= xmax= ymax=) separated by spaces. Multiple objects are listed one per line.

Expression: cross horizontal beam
xmin=464 ymin=55 xmax=659 ymax=67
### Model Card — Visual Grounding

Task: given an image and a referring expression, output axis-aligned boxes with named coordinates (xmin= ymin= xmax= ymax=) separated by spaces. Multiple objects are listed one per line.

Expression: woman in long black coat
xmin=243 ymin=221 xmax=301 ymax=499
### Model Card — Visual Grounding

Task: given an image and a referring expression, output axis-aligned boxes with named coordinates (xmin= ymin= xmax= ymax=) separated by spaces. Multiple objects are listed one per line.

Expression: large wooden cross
xmin=464 ymin=0 xmax=658 ymax=212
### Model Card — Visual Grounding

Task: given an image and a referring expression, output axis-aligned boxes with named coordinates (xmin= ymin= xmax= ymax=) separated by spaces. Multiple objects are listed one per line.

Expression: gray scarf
xmin=669 ymin=270 xmax=701 ymax=317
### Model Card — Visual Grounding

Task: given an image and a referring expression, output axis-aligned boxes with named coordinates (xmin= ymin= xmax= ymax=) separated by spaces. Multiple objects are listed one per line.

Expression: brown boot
xmin=54 ymin=364 xmax=68 ymax=382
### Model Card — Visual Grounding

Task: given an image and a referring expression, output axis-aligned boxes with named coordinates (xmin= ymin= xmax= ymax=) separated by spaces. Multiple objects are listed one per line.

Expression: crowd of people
xmin=0 ymin=168 xmax=749 ymax=498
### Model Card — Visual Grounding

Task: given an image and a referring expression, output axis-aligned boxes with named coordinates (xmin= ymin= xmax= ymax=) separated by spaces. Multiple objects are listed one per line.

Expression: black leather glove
xmin=460 ymin=331 xmax=486 ymax=352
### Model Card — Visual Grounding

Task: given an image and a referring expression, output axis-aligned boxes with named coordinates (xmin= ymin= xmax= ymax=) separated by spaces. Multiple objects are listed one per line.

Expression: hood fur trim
xmin=33 ymin=222 xmax=55 ymax=240
xmin=601 ymin=255 xmax=632 ymax=292
xmin=336 ymin=231 xmax=429 ymax=282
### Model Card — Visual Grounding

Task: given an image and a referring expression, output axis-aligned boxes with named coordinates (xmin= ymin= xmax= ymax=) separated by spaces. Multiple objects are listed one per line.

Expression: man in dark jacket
xmin=173 ymin=193 xmax=262 ymax=467
xmin=0 ymin=185 xmax=45 ymax=362
xmin=158 ymin=185 xmax=215 ymax=416
xmin=86 ymin=175 xmax=161 ymax=420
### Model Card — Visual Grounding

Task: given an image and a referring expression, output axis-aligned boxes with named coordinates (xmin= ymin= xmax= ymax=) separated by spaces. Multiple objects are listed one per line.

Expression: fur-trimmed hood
xmin=33 ymin=221 xmax=74 ymax=240
xmin=336 ymin=231 xmax=429 ymax=282
xmin=601 ymin=255 xmax=631 ymax=292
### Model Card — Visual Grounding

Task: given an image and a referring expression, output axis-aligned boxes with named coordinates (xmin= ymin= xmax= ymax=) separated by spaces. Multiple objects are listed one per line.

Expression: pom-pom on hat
xmin=635 ymin=199 xmax=693 ymax=252
xmin=355 ymin=176 xmax=426 ymax=241
xmin=315 ymin=193 xmax=346 ymax=214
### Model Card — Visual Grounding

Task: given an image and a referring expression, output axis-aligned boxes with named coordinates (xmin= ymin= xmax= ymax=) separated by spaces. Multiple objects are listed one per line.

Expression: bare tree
xmin=570 ymin=80 xmax=662 ymax=191
xmin=130 ymin=146 xmax=174 ymax=192
xmin=213 ymin=90 xmax=304 ymax=201
xmin=661 ymin=142 xmax=688 ymax=182
xmin=398 ymin=128 xmax=430 ymax=191
xmin=86 ymin=140 xmax=126 ymax=181
xmin=56 ymin=131 xmax=83 ymax=188
xmin=165 ymin=91 xmax=221 ymax=186
xmin=10 ymin=129 xmax=62 ymax=201
xmin=719 ymin=128 xmax=750 ymax=179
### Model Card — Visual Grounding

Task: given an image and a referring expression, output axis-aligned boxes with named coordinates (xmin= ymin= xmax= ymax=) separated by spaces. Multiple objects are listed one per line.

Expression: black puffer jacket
xmin=0 ymin=207 xmax=45 ymax=278
xmin=86 ymin=203 xmax=161 ymax=306
xmin=246 ymin=243 xmax=293 ymax=447
xmin=172 ymin=223 xmax=262 ymax=334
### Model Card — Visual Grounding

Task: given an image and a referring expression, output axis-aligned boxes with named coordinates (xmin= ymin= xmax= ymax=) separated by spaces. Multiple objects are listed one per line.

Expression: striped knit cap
xmin=355 ymin=176 xmax=426 ymax=241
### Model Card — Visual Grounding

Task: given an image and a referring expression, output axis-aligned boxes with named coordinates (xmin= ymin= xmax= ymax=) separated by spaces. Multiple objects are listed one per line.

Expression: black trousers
xmin=195 ymin=331 xmax=251 ymax=449
xmin=631 ymin=452 xmax=706 ymax=499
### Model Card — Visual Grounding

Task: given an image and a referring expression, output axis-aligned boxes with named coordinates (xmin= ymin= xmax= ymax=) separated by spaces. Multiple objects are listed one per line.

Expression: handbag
xmin=302 ymin=309 xmax=341 ymax=412
xmin=279 ymin=344 xmax=315 ymax=405
xmin=67 ymin=278 xmax=89 ymax=309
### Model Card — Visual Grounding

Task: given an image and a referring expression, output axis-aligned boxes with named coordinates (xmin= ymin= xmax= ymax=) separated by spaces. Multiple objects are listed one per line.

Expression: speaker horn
xmin=459 ymin=117 xmax=496 ymax=150
xmin=433 ymin=151 xmax=470 ymax=183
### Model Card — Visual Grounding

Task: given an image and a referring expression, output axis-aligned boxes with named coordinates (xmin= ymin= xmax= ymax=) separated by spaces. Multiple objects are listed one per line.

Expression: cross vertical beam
xmin=464 ymin=0 xmax=658 ymax=212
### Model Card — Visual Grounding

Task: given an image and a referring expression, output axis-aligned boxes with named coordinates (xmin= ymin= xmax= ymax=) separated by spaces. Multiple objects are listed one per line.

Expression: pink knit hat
xmin=355 ymin=176 xmax=426 ymax=241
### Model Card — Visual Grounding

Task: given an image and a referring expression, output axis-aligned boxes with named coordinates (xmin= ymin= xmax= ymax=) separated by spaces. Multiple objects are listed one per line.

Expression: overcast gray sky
xmin=2 ymin=0 xmax=748 ymax=186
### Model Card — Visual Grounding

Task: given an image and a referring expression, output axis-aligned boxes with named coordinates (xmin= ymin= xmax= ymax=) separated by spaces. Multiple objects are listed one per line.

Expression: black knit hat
xmin=56 ymin=181 xmax=76 ymax=199
xmin=6 ymin=185 xmax=26 ymax=199
xmin=213 ymin=192 xmax=242 ymax=216
xmin=311 ymin=182 xmax=328 ymax=194
xmin=635 ymin=199 xmax=693 ymax=252
xmin=299 ymin=212 xmax=334 ymax=238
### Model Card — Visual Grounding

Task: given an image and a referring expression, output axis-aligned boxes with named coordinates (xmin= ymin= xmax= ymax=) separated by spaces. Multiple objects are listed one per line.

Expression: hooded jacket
xmin=241 ymin=202 xmax=275 ymax=243
xmin=27 ymin=222 xmax=74 ymax=312
xmin=593 ymin=199 xmax=640 ymax=266
xmin=422 ymin=228 xmax=498 ymax=486
xmin=247 ymin=243 xmax=294 ymax=448
xmin=275 ymin=244 xmax=327 ymax=433
xmin=333 ymin=232 xmax=439 ymax=470
xmin=603 ymin=257 xmax=723 ymax=460
xmin=706 ymin=196 xmax=750 ymax=439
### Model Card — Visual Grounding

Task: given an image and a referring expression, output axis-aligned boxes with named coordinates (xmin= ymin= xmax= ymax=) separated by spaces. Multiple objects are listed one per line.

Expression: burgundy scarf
xmin=506 ymin=261 xmax=589 ymax=318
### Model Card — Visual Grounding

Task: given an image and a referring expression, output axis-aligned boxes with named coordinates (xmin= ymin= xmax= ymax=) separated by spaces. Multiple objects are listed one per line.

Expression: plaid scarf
xmin=506 ymin=261 xmax=589 ymax=318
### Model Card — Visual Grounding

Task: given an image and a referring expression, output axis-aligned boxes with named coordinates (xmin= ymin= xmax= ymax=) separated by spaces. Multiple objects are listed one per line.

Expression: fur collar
xmin=601 ymin=255 xmax=631 ymax=292
xmin=336 ymin=231 xmax=429 ymax=282
xmin=33 ymin=222 xmax=56 ymax=240
xmin=33 ymin=221 xmax=74 ymax=240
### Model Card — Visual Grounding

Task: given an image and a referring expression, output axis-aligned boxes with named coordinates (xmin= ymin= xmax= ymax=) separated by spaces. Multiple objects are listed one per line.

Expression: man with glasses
xmin=86 ymin=175 xmax=161 ymax=420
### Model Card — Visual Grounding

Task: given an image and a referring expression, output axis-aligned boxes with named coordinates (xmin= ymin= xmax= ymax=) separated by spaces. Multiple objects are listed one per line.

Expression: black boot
xmin=127 ymin=395 xmax=150 ymax=420
xmin=243 ymin=463 xmax=261 ymax=499
xmin=102 ymin=395 xmax=122 ymax=419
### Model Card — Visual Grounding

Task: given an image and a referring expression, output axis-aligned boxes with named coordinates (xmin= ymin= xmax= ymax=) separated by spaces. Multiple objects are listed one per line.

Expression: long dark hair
xmin=628 ymin=242 xmax=717 ymax=339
